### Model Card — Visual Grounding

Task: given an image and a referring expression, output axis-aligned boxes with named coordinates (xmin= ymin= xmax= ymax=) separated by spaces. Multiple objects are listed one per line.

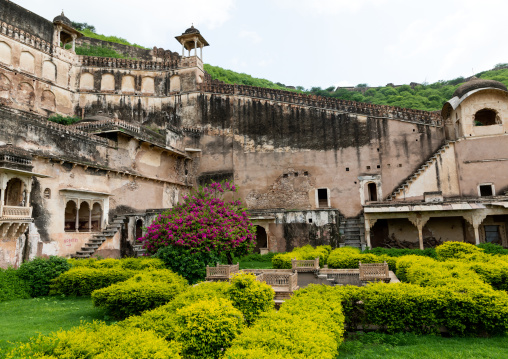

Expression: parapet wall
xmin=200 ymin=78 xmax=442 ymax=126
xmin=0 ymin=0 xmax=53 ymax=43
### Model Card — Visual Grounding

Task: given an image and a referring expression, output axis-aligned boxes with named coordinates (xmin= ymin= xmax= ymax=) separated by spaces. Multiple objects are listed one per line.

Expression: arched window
xmin=367 ymin=182 xmax=378 ymax=202
xmin=78 ymin=202 xmax=91 ymax=232
xmin=64 ymin=200 xmax=77 ymax=232
xmin=0 ymin=41 xmax=12 ymax=65
xmin=141 ymin=77 xmax=154 ymax=94
xmin=121 ymin=75 xmax=135 ymax=93
xmin=100 ymin=73 xmax=115 ymax=92
xmin=42 ymin=61 xmax=56 ymax=82
xmin=19 ymin=51 xmax=35 ymax=73
xmin=474 ymin=109 xmax=499 ymax=126
xmin=254 ymin=226 xmax=268 ymax=253
xmin=91 ymin=203 xmax=102 ymax=232
xmin=135 ymin=219 xmax=144 ymax=240
xmin=43 ymin=188 xmax=51 ymax=199
xmin=80 ymin=72 xmax=94 ymax=90
xmin=5 ymin=178 xmax=24 ymax=206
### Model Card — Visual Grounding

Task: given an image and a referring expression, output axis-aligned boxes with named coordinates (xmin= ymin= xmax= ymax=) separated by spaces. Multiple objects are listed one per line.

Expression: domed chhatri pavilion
xmin=0 ymin=0 xmax=508 ymax=268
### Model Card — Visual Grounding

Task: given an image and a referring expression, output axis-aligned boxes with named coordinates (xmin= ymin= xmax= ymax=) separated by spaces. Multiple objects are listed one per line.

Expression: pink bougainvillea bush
xmin=138 ymin=181 xmax=256 ymax=264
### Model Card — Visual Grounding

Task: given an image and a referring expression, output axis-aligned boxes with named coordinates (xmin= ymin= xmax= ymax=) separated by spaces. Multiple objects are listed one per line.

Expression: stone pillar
xmin=71 ymin=34 xmax=77 ymax=53
xmin=200 ymin=45 xmax=203 ymax=61
xmin=464 ymin=212 xmax=487 ymax=245
xmin=364 ymin=217 xmax=377 ymax=249
xmin=182 ymin=43 xmax=185 ymax=57
xmin=194 ymin=39 xmax=197 ymax=56
xmin=408 ymin=214 xmax=430 ymax=250
xmin=75 ymin=200 xmax=79 ymax=232
xmin=25 ymin=179 xmax=32 ymax=208
xmin=88 ymin=205 xmax=92 ymax=232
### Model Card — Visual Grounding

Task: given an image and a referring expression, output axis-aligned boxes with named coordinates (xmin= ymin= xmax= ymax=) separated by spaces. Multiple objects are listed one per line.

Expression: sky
xmin=12 ymin=0 xmax=508 ymax=89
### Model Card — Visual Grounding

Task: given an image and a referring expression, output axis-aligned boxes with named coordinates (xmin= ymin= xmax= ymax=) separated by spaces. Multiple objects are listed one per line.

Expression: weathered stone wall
xmin=0 ymin=0 xmax=54 ymax=43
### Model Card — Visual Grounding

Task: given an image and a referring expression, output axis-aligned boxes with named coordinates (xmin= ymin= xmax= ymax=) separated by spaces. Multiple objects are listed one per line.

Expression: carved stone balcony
xmin=1 ymin=205 xmax=32 ymax=219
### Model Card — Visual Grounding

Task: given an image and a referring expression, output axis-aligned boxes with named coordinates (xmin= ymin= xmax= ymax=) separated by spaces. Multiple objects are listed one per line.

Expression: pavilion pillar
xmin=75 ymin=200 xmax=79 ymax=232
xmin=408 ymin=214 xmax=430 ymax=250
xmin=364 ymin=217 xmax=377 ymax=249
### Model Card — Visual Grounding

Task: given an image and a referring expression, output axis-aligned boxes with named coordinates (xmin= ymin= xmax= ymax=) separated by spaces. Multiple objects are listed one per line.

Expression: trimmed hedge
xmin=327 ymin=247 xmax=397 ymax=271
xmin=121 ymin=281 xmax=231 ymax=341
xmin=17 ymin=256 xmax=71 ymax=297
xmin=362 ymin=247 xmax=437 ymax=259
xmin=175 ymin=298 xmax=244 ymax=359
xmin=225 ymin=284 xmax=345 ymax=359
xmin=92 ymin=269 xmax=188 ymax=318
xmin=435 ymin=241 xmax=483 ymax=261
xmin=50 ymin=267 xmax=137 ymax=296
xmin=0 ymin=268 xmax=30 ymax=302
xmin=227 ymin=272 xmax=274 ymax=325
xmin=272 ymin=245 xmax=330 ymax=269
xmin=336 ymin=281 xmax=508 ymax=336
xmin=4 ymin=321 xmax=182 ymax=359
xmin=68 ymin=257 xmax=165 ymax=270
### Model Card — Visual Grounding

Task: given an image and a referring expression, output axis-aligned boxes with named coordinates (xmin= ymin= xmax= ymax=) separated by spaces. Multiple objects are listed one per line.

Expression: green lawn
xmin=0 ymin=297 xmax=110 ymax=357
xmin=237 ymin=252 xmax=275 ymax=269
xmin=339 ymin=332 xmax=508 ymax=358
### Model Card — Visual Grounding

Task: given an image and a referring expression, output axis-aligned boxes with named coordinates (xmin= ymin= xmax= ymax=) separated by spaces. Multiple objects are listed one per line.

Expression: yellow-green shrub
xmin=435 ymin=241 xmax=483 ymax=261
xmin=225 ymin=285 xmax=345 ymax=359
xmin=335 ymin=281 xmax=508 ymax=336
xmin=121 ymin=281 xmax=230 ymax=340
xmin=175 ymin=298 xmax=244 ymax=359
xmin=272 ymin=245 xmax=330 ymax=269
xmin=5 ymin=321 xmax=181 ymax=359
xmin=68 ymin=257 xmax=164 ymax=270
xmin=227 ymin=272 xmax=274 ymax=325
xmin=468 ymin=260 xmax=508 ymax=291
xmin=50 ymin=267 xmax=136 ymax=296
xmin=92 ymin=269 xmax=188 ymax=318
xmin=327 ymin=247 xmax=397 ymax=271
xmin=395 ymin=255 xmax=436 ymax=282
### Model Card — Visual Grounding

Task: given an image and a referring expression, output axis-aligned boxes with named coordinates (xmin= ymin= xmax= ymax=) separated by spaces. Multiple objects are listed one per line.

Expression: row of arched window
xmin=0 ymin=42 xmax=57 ymax=82
xmin=64 ymin=200 xmax=103 ymax=232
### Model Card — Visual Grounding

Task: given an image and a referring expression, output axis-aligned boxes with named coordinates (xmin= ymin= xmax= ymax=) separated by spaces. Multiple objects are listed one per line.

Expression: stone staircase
xmin=339 ymin=217 xmax=365 ymax=249
xmin=386 ymin=141 xmax=455 ymax=201
xmin=133 ymin=242 xmax=146 ymax=257
xmin=71 ymin=215 xmax=126 ymax=259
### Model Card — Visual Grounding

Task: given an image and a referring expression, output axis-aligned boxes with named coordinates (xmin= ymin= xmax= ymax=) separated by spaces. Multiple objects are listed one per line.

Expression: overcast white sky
xmin=13 ymin=0 xmax=508 ymax=89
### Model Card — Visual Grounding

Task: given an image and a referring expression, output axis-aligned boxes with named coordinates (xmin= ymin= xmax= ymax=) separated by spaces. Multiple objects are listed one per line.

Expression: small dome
xmin=453 ymin=78 xmax=508 ymax=98
xmin=53 ymin=11 xmax=72 ymax=27
xmin=184 ymin=25 xmax=200 ymax=35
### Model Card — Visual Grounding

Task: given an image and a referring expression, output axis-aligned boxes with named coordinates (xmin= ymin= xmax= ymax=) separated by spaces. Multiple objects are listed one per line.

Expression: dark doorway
xmin=368 ymin=182 xmax=378 ymax=202
xmin=317 ymin=188 xmax=328 ymax=208
xmin=255 ymin=226 xmax=268 ymax=253
xmin=135 ymin=219 xmax=143 ymax=240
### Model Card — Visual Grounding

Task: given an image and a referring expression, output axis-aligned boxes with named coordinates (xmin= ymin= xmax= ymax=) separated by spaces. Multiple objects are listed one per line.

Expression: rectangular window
xmin=317 ymin=188 xmax=328 ymax=208
xmin=484 ymin=225 xmax=501 ymax=243
xmin=479 ymin=184 xmax=493 ymax=197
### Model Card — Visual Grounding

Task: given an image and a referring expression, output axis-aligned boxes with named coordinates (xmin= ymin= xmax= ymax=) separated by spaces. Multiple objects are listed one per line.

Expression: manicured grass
xmin=0 ymin=296 xmax=111 ymax=357
xmin=339 ymin=332 xmax=508 ymax=358
xmin=237 ymin=252 xmax=275 ymax=269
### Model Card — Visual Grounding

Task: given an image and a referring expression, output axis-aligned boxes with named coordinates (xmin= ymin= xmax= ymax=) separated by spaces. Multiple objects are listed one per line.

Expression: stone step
xmin=84 ymin=243 xmax=100 ymax=249
xmin=71 ymin=254 xmax=91 ymax=259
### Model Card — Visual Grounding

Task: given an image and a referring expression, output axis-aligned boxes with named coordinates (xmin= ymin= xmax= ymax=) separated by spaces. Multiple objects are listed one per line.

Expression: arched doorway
xmin=91 ymin=203 xmax=102 ymax=232
xmin=135 ymin=219 xmax=144 ymax=240
xmin=78 ymin=202 xmax=90 ymax=232
xmin=5 ymin=178 xmax=24 ymax=206
xmin=254 ymin=226 xmax=268 ymax=253
xmin=367 ymin=182 xmax=378 ymax=202
xmin=64 ymin=200 xmax=77 ymax=232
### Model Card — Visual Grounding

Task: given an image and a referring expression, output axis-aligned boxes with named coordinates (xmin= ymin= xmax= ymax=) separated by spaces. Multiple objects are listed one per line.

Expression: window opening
xmin=64 ymin=201 xmax=77 ymax=232
xmin=254 ymin=226 xmax=268 ymax=253
xmin=91 ymin=203 xmax=102 ymax=232
xmin=484 ymin=225 xmax=501 ymax=244
xmin=318 ymin=188 xmax=328 ymax=208
xmin=479 ymin=184 xmax=493 ymax=197
xmin=367 ymin=182 xmax=378 ymax=202
xmin=474 ymin=109 xmax=498 ymax=126
xmin=78 ymin=202 xmax=91 ymax=232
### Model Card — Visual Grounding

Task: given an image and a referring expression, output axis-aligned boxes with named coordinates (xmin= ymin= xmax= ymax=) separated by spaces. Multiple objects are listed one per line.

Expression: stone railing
xmin=256 ymin=272 xmax=298 ymax=292
xmin=359 ymin=261 xmax=390 ymax=283
xmin=71 ymin=119 xmax=167 ymax=148
xmin=2 ymin=206 xmax=32 ymax=219
xmin=205 ymin=263 xmax=240 ymax=281
xmin=0 ymin=21 xmax=53 ymax=55
xmin=199 ymin=80 xmax=442 ymax=126
xmin=291 ymin=257 xmax=320 ymax=272
xmin=0 ymin=154 xmax=32 ymax=166
xmin=0 ymin=106 xmax=114 ymax=147
xmin=79 ymin=56 xmax=179 ymax=70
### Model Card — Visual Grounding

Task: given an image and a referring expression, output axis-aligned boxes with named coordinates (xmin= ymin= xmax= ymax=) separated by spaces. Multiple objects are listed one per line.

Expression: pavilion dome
xmin=453 ymin=78 xmax=508 ymax=98
xmin=53 ymin=11 xmax=72 ymax=27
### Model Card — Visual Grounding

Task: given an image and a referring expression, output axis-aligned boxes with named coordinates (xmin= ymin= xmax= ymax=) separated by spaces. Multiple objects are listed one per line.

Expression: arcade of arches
xmin=64 ymin=200 xmax=103 ymax=232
